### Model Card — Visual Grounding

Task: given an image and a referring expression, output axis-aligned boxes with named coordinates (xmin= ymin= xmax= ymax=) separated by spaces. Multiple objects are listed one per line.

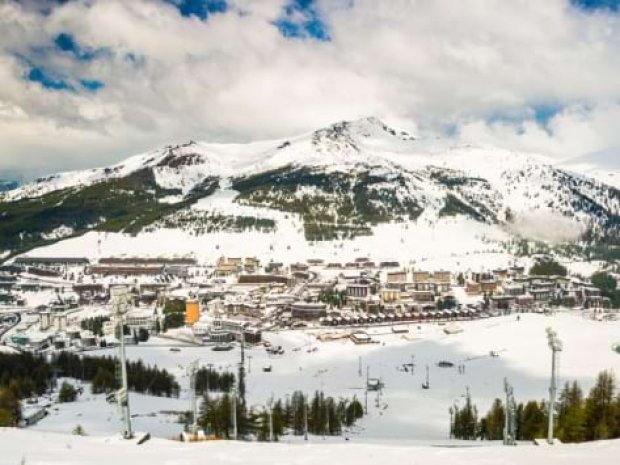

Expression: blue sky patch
xmin=54 ymin=33 xmax=103 ymax=61
xmin=164 ymin=0 xmax=228 ymax=20
xmin=80 ymin=79 xmax=105 ymax=91
xmin=572 ymin=0 xmax=620 ymax=12
xmin=274 ymin=0 xmax=331 ymax=41
xmin=27 ymin=66 xmax=73 ymax=90
xmin=26 ymin=64 xmax=104 ymax=93
xmin=533 ymin=104 xmax=562 ymax=126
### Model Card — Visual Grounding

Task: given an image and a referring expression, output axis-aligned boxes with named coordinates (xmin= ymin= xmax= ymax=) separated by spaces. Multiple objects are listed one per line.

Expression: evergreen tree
xmin=480 ymin=398 xmax=505 ymax=440
xmin=0 ymin=387 xmax=20 ymax=426
xmin=453 ymin=390 xmax=478 ymax=439
xmin=584 ymin=371 xmax=616 ymax=440
xmin=519 ymin=401 xmax=547 ymax=440
xmin=345 ymin=397 xmax=364 ymax=426
xmin=557 ymin=381 xmax=586 ymax=442
xmin=271 ymin=399 xmax=285 ymax=440
xmin=290 ymin=391 xmax=306 ymax=435
xmin=58 ymin=381 xmax=78 ymax=403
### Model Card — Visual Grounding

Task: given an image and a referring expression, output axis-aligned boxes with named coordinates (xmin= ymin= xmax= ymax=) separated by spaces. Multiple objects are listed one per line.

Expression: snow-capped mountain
xmin=1 ymin=117 xmax=618 ymax=263
xmin=560 ymin=148 xmax=620 ymax=190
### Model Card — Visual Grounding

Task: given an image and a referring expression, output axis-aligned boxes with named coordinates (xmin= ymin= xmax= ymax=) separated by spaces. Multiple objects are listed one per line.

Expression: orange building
xmin=185 ymin=300 xmax=200 ymax=326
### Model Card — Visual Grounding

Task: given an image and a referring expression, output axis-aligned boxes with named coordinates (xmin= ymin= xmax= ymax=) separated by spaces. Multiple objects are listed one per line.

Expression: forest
xmin=196 ymin=389 xmax=365 ymax=441
xmin=0 ymin=352 xmax=179 ymax=426
xmin=451 ymin=370 xmax=620 ymax=442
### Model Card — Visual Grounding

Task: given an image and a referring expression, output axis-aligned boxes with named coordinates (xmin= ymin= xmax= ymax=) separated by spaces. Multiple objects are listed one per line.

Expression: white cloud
xmin=1 ymin=0 xmax=620 ymax=177
xmin=457 ymin=103 xmax=620 ymax=160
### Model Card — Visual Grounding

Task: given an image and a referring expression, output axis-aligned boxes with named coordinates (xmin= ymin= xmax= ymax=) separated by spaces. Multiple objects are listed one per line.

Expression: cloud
xmin=1 ymin=0 xmax=620 ymax=178
xmin=508 ymin=211 xmax=586 ymax=243
xmin=456 ymin=103 xmax=620 ymax=160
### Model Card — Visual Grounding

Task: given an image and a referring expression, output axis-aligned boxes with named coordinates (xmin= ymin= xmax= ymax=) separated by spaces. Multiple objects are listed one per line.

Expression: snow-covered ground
xmin=2 ymin=428 xmax=620 ymax=465
xmin=29 ymin=312 xmax=620 ymax=441
xmin=19 ymin=218 xmax=516 ymax=271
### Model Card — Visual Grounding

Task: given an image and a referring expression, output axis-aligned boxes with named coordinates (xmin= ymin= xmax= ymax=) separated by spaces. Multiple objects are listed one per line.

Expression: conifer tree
xmin=584 ymin=371 xmax=616 ymax=440
xmin=557 ymin=381 xmax=586 ymax=442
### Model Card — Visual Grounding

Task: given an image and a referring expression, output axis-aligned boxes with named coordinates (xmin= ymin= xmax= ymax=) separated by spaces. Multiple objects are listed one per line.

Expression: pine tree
xmin=519 ymin=401 xmax=547 ymax=440
xmin=0 ymin=387 xmax=20 ymax=426
xmin=557 ymin=381 xmax=586 ymax=442
xmin=480 ymin=398 xmax=505 ymax=440
xmin=584 ymin=371 xmax=616 ymax=440
xmin=58 ymin=381 xmax=78 ymax=403
xmin=453 ymin=390 xmax=478 ymax=439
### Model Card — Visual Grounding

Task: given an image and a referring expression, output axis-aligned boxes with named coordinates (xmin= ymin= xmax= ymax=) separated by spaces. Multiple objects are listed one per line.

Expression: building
xmin=238 ymin=274 xmax=290 ymax=285
xmin=291 ymin=302 xmax=327 ymax=320
xmin=14 ymin=257 xmax=89 ymax=267
xmin=379 ymin=261 xmax=400 ymax=268
xmin=480 ymin=279 xmax=498 ymax=294
xmin=466 ymin=281 xmax=482 ymax=295
xmin=433 ymin=271 xmax=451 ymax=284
xmin=89 ymin=265 xmax=163 ymax=276
xmin=412 ymin=271 xmax=430 ymax=283
xmin=346 ymin=284 xmax=370 ymax=299
xmin=291 ymin=263 xmax=309 ymax=272
xmin=125 ymin=308 xmax=157 ymax=330
xmin=185 ymin=300 xmax=200 ymax=326
xmin=244 ymin=257 xmax=260 ymax=270
xmin=387 ymin=271 xmax=407 ymax=284
xmin=380 ymin=288 xmax=401 ymax=303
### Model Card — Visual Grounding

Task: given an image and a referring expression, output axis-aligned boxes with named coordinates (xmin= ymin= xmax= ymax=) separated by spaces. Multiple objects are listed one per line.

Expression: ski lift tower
xmin=546 ymin=327 xmax=562 ymax=445
xmin=503 ymin=378 xmax=517 ymax=445
xmin=187 ymin=360 xmax=199 ymax=437
xmin=111 ymin=285 xmax=133 ymax=439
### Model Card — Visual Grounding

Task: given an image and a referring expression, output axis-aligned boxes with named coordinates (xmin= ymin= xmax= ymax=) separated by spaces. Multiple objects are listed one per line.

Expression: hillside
xmin=1 ymin=118 xmax=619 ymax=262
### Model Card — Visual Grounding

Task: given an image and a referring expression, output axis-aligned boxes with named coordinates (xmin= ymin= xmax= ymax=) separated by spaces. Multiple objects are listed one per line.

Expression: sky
xmin=1 ymin=0 xmax=620 ymax=180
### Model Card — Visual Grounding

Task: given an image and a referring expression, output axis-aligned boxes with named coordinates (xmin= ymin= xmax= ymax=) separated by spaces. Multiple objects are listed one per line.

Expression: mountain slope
xmin=1 ymin=118 xmax=619 ymax=261
xmin=560 ymin=147 xmax=620 ymax=189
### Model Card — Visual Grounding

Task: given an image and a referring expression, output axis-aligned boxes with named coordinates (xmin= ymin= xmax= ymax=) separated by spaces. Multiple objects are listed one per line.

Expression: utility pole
xmin=232 ymin=384 xmax=238 ymax=440
xmin=111 ymin=286 xmax=133 ymax=440
xmin=358 ymin=356 xmax=362 ymax=377
xmin=303 ymin=394 xmax=308 ymax=441
xmin=364 ymin=366 xmax=369 ymax=414
xmin=503 ymin=378 xmax=516 ymax=445
xmin=268 ymin=397 xmax=274 ymax=442
xmin=325 ymin=399 xmax=330 ymax=437
xmin=240 ymin=330 xmax=245 ymax=365
xmin=411 ymin=354 xmax=415 ymax=375
xmin=546 ymin=327 xmax=562 ymax=445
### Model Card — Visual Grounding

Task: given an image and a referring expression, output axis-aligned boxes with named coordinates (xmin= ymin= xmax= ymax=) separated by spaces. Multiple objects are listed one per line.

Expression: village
xmin=0 ymin=254 xmax=616 ymax=355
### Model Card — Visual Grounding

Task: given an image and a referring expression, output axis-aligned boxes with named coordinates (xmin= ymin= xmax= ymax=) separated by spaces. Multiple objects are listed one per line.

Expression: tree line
xmin=0 ymin=351 xmax=182 ymax=426
xmin=452 ymin=371 xmax=620 ymax=442
xmin=196 ymin=389 xmax=364 ymax=440
xmin=54 ymin=352 xmax=179 ymax=397
xmin=0 ymin=352 xmax=54 ymax=426
xmin=80 ymin=316 xmax=110 ymax=337
xmin=195 ymin=368 xmax=235 ymax=393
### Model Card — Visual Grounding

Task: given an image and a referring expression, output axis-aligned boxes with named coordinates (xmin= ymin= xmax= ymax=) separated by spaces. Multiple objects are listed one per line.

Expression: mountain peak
xmin=314 ymin=117 xmax=415 ymax=144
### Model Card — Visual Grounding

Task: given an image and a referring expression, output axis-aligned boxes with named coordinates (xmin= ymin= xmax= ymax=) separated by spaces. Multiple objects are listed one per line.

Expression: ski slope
xmin=2 ymin=427 xmax=619 ymax=465
xmin=27 ymin=312 xmax=620 ymax=441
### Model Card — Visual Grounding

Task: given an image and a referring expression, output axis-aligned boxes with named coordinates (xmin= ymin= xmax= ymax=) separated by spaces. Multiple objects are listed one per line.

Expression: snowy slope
xmin=1 ymin=428 xmax=619 ymax=465
xmin=24 ymin=313 xmax=620 ymax=441
xmin=2 ymin=117 xmax=619 ymax=261
xmin=559 ymin=147 xmax=620 ymax=189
